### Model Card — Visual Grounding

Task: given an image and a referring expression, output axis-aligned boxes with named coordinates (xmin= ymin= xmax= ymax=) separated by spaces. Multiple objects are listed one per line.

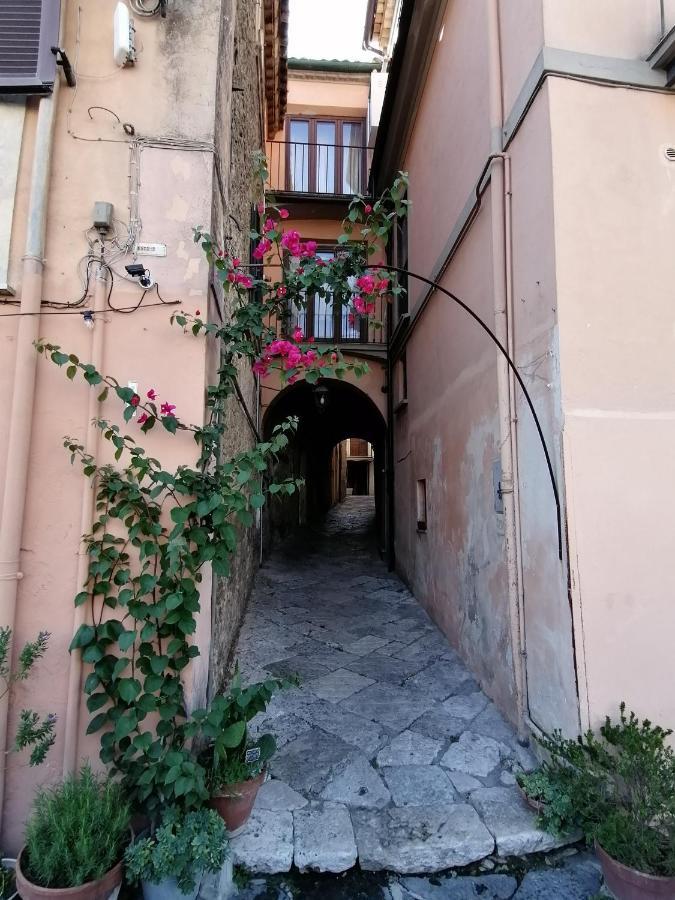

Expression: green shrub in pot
xmin=20 ymin=764 xmax=130 ymax=889
xmin=534 ymin=704 xmax=675 ymax=895
xmin=124 ymin=807 xmax=228 ymax=896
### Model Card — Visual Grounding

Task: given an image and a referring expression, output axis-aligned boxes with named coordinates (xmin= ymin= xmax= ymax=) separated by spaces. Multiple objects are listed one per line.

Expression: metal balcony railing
xmin=265 ymin=140 xmax=369 ymax=197
xmin=268 ymin=293 xmax=387 ymax=347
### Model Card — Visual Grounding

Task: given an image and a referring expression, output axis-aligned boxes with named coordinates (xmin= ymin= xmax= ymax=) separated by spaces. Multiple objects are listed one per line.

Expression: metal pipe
xmin=486 ymin=0 xmax=526 ymax=736
xmin=0 ymin=30 xmax=64 ymax=821
xmin=62 ymin=262 xmax=109 ymax=774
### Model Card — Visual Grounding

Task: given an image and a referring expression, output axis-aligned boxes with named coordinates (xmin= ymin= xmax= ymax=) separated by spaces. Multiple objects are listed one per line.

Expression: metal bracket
xmin=51 ymin=47 xmax=76 ymax=87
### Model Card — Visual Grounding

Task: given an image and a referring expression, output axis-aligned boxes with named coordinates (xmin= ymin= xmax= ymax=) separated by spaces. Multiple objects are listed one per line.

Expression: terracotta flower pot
xmin=15 ymin=849 xmax=123 ymax=900
xmin=595 ymin=841 xmax=675 ymax=900
xmin=208 ymin=769 xmax=265 ymax=833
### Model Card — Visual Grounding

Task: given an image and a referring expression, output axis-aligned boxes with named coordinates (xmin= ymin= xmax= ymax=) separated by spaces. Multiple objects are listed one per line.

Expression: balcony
xmin=265 ymin=140 xmax=370 ymax=211
xmin=270 ymin=292 xmax=387 ymax=356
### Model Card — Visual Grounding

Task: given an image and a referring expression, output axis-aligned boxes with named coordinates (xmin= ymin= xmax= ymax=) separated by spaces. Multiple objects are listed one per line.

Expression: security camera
xmin=125 ymin=263 xmax=153 ymax=288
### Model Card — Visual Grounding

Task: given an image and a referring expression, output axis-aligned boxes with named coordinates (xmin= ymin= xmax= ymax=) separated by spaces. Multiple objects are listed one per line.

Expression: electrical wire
xmin=0 ymin=300 xmax=181 ymax=318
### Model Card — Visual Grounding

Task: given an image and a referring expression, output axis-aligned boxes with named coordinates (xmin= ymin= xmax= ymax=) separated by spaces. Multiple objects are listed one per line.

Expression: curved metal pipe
xmin=385 ymin=265 xmax=563 ymax=559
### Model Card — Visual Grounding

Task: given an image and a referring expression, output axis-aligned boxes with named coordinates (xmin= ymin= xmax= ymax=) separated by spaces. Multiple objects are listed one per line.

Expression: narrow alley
xmin=228 ymin=497 xmax=596 ymax=892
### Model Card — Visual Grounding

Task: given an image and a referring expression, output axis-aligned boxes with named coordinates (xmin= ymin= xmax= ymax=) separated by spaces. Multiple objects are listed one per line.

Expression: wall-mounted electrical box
xmin=113 ymin=3 xmax=136 ymax=67
xmin=93 ymin=201 xmax=114 ymax=231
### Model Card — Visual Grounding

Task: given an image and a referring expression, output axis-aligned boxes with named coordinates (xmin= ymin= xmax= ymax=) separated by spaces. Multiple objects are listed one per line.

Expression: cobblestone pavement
xmin=229 ymin=497 xmax=592 ymax=891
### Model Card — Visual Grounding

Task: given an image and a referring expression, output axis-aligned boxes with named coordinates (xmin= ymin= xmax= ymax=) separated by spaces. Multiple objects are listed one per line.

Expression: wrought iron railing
xmin=265 ymin=140 xmax=370 ymax=196
xmin=267 ymin=293 xmax=387 ymax=346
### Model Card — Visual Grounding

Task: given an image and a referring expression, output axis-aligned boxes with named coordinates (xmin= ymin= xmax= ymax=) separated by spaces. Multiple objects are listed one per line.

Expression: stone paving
xmin=229 ymin=497 xmax=576 ymax=879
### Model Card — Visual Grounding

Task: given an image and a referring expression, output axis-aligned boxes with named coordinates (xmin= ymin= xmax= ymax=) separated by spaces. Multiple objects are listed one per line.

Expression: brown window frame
xmin=285 ymin=243 xmax=369 ymax=343
xmin=285 ymin=116 xmax=367 ymax=195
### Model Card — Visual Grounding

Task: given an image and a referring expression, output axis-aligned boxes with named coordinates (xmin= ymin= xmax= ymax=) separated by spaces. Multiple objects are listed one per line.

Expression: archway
xmin=263 ymin=378 xmax=387 ymax=554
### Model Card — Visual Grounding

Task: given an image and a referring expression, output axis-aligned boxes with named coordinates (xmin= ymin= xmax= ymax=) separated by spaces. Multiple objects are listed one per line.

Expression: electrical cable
xmin=0 ymin=300 xmax=181 ymax=318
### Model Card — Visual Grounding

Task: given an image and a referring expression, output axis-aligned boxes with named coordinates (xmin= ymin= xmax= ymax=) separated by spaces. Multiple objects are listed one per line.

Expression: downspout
xmin=0 ymin=10 xmax=65 ymax=820
xmin=486 ymin=0 xmax=527 ymax=736
xmin=63 ymin=262 xmax=109 ymax=774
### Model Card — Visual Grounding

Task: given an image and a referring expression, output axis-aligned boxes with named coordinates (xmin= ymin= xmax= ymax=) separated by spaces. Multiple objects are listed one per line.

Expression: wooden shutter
xmin=0 ymin=0 xmax=61 ymax=94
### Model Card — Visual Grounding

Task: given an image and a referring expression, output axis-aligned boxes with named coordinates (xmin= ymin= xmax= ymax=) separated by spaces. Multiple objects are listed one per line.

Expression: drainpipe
xmin=0 ymin=21 xmax=64 ymax=819
xmin=62 ymin=261 xmax=108 ymax=774
xmin=486 ymin=0 xmax=527 ymax=737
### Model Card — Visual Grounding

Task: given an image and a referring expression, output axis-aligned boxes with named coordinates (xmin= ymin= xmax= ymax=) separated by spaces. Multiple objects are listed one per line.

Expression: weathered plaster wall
xmin=0 ymin=0 xmax=259 ymax=849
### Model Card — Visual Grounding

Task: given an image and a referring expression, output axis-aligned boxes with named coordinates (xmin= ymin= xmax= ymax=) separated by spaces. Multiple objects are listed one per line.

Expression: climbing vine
xmin=35 ymin=164 xmax=408 ymax=817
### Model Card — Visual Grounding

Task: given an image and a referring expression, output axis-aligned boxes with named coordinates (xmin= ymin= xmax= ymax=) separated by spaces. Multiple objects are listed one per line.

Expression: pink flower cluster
xmin=355 ymin=272 xmax=390 ymax=295
xmin=135 ymin=387 xmax=176 ymax=425
xmin=252 ymin=329 xmax=318 ymax=381
xmin=280 ymin=230 xmax=317 ymax=259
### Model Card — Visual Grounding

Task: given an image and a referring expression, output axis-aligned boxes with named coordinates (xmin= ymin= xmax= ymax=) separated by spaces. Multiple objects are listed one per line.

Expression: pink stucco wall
xmin=0 ymin=0 xmax=228 ymax=851
xmin=549 ymin=77 xmax=675 ymax=731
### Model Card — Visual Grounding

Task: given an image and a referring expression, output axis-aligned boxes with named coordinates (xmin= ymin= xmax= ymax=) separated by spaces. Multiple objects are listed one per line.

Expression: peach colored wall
xmin=542 ymin=0 xmax=665 ymax=59
xmin=549 ymin=77 xmax=675 ymax=732
xmin=393 ymin=0 xmax=580 ymax=732
xmin=0 ymin=0 xmax=226 ymax=851
xmin=285 ymin=74 xmax=370 ymax=119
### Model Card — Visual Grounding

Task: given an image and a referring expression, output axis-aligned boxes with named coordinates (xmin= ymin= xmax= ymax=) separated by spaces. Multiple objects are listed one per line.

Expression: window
xmin=287 ymin=248 xmax=368 ymax=342
xmin=0 ymin=0 xmax=61 ymax=94
xmin=394 ymin=356 xmax=408 ymax=410
xmin=286 ymin=117 xmax=366 ymax=194
xmin=416 ymin=479 xmax=427 ymax=532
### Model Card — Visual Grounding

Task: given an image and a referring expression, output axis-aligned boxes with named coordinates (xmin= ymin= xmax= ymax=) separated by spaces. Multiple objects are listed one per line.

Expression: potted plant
xmin=15 ymin=764 xmax=130 ymax=900
xmin=536 ymin=704 xmax=675 ymax=899
xmin=190 ymin=669 xmax=291 ymax=833
xmin=124 ymin=807 xmax=228 ymax=900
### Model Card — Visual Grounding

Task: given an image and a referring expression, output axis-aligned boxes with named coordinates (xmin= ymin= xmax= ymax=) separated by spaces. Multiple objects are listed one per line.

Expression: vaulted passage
xmin=263 ymin=378 xmax=387 ymax=554
xmin=227 ymin=498 xmax=568 ymax=875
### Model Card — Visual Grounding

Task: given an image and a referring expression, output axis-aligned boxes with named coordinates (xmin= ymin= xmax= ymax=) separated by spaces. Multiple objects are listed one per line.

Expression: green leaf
xmin=69 ymin=624 xmax=95 ymax=651
xmin=118 ymin=630 xmax=136 ymax=651
xmin=250 ymin=494 xmax=265 ymax=509
xmin=74 ymin=591 xmax=89 ymax=607
xmin=220 ymin=720 xmax=246 ymax=748
xmin=82 ymin=644 xmax=104 ymax=664
xmin=149 ymin=655 xmax=169 ymax=675
xmin=86 ymin=712 xmax=108 ymax=735
xmin=114 ymin=711 xmax=137 ymax=740
xmin=117 ymin=678 xmax=141 ymax=703
xmin=86 ymin=692 xmax=109 ymax=712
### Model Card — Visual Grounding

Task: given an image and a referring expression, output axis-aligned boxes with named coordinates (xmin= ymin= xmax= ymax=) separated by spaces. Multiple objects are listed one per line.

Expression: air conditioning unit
xmin=113 ymin=2 xmax=136 ymax=67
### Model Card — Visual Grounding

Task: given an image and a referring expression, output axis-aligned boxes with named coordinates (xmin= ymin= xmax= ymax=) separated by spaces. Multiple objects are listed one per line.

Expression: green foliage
xmin=23 ymin=764 xmax=130 ymax=888
xmin=535 ymin=703 xmax=675 ymax=876
xmin=0 ymin=627 xmax=55 ymax=766
xmin=124 ymin=807 xmax=227 ymax=894
xmin=0 ymin=861 xmax=14 ymax=900
xmin=34 ymin=162 xmax=409 ymax=821
xmin=189 ymin=668 xmax=294 ymax=791
xmin=516 ymin=767 xmax=582 ymax=837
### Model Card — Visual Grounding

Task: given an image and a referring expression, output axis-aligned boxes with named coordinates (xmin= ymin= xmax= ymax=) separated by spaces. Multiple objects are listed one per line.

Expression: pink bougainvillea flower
xmin=364 ymin=203 xmax=372 ymax=214
xmin=303 ymin=240 xmax=317 ymax=257
xmin=292 ymin=327 xmax=303 ymax=342
xmin=252 ymin=238 xmax=272 ymax=260
xmin=227 ymin=271 xmax=235 ymax=283
xmin=376 ymin=279 xmax=389 ymax=292
xmin=331 ymin=352 xmax=338 ymax=363
xmin=279 ymin=208 xmax=289 ymax=219
xmin=130 ymin=394 xmax=140 ymax=407
xmin=281 ymin=229 xmax=302 ymax=256
xmin=276 ymin=285 xmax=287 ymax=298
xmin=356 ymin=274 xmax=376 ymax=295
xmin=263 ymin=217 xmax=276 ymax=233
xmin=147 ymin=388 xmax=157 ymax=400
xmin=252 ymin=359 xmax=269 ymax=377
xmin=236 ymin=274 xmax=254 ymax=289
xmin=232 ymin=257 xmax=241 ymax=268
xmin=304 ymin=349 xmax=317 ymax=364
xmin=353 ymin=296 xmax=367 ymax=314
xmin=137 ymin=412 xmax=149 ymax=425
xmin=257 ymin=200 xmax=265 ymax=215
xmin=161 ymin=402 xmax=176 ymax=416
xmin=348 ymin=312 xmax=356 ymax=327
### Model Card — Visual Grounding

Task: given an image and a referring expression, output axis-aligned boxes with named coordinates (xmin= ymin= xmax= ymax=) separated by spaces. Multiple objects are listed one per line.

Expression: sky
xmin=287 ymin=0 xmax=377 ymax=61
